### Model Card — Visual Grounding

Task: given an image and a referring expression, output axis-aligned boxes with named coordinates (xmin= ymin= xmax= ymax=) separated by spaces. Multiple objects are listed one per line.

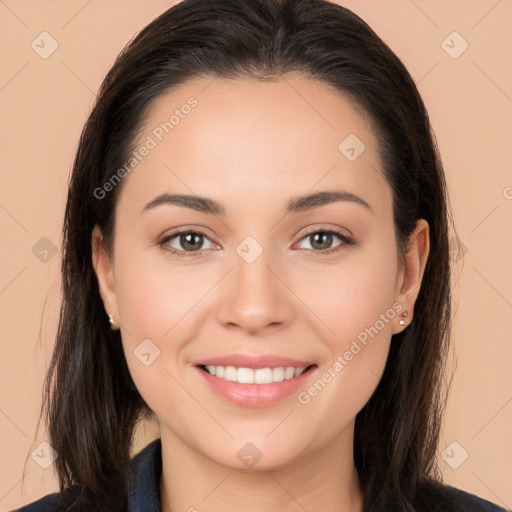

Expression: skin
xmin=92 ymin=72 xmax=429 ymax=512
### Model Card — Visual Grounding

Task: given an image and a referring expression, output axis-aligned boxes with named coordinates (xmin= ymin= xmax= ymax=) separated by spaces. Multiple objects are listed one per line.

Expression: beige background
xmin=1 ymin=1 xmax=511 ymax=510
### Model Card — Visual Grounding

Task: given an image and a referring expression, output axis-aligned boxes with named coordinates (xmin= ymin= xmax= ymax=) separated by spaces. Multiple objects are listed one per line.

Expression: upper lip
xmin=194 ymin=354 xmax=315 ymax=369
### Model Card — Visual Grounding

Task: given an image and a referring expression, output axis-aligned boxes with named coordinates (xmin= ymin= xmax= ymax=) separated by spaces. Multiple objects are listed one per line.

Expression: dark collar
xmin=128 ymin=438 xmax=163 ymax=512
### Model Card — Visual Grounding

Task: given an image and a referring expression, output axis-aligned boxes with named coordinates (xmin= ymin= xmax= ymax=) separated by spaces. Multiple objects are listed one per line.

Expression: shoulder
xmin=442 ymin=485 xmax=507 ymax=512
xmin=9 ymin=490 xmax=73 ymax=512
xmin=10 ymin=439 xmax=162 ymax=512
xmin=418 ymin=480 xmax=508 ymax=512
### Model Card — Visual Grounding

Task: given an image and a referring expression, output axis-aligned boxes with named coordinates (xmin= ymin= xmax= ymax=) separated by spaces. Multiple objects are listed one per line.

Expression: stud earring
xmin=108 ymin=314 xmax=120 ymax=331
xmin=398 ymin=310 xmax=409 ymax=326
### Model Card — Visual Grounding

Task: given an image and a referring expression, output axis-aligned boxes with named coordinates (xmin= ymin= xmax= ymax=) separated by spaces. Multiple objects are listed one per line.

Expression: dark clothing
xmin=11 ymin=438 xmax=508 ymax=511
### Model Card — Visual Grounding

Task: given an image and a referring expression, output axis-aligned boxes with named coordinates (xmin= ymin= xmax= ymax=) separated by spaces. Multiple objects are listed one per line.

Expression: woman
xmin=12 ymin=0 xmax=506 ymax=511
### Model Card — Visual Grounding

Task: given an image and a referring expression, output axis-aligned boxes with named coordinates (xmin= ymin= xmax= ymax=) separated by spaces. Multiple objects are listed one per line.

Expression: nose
xmin=215 ymin=248 xmax=295 ymax=336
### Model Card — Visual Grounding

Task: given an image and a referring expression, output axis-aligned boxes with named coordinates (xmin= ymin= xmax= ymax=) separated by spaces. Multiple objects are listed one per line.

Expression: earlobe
xmin=393 ymin=219 xmax=430 ymax=333
xmin=91 ymin=225 xmax=119 ymax=326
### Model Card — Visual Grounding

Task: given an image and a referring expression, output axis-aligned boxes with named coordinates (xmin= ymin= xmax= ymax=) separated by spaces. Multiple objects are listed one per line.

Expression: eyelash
xmin=158 ymin=226 xmax=355 ymax=258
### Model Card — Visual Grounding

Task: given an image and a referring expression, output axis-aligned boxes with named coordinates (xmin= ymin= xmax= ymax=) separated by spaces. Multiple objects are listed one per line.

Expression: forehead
xmin=117 ymin=72 xmax=391 ymax=220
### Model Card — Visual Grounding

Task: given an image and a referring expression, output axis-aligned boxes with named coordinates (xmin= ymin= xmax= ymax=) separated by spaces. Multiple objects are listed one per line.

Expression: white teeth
xmin=294 ymin=367 xmax=305 ymax=377
xmin=204 ymin=365 xmax=308 ymax=383
xmin=284 ymin=367 xmax=295 ymax=379
xmin=238 ymin=367 xmax=255 ymax=384
xmin=272 ymin=367 xmax=285 ymax=382
xmin=224 ymin=366 xmax=238 ymax=382
xmin=254 ymin=368 xmax=273 ymax=384
xmin=205 ymin=365 xmax=216 ymax=376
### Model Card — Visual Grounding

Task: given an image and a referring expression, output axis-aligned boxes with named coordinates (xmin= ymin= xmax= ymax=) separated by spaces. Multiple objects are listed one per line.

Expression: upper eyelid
xmin=298 ymin=225 xmax=351 ymax=237
xmin=162 ymin=228 xmax=218 ymax=247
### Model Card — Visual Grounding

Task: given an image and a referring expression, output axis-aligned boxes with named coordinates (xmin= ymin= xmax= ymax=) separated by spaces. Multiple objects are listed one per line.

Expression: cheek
xmin=113 ymin=245 xmax=212 ymax=339
xmin=291 ymin=233 xmax=399 ymax=346
xmin=292 ymin=236 xmax=398 ymax=406
xmin=294 ymin=297 xmax=395 ymax=440
xmin=112 ymin=246 xmax=221 ymax=391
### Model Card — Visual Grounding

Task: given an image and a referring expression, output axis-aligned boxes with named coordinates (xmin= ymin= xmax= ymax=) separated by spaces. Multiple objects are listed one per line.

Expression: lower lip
xmin=196 ymin=366 xmax=317 ymax=407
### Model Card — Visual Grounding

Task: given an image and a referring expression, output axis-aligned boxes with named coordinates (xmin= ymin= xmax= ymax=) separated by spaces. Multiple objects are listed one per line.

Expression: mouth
xmin=197 ymin=364 xmax=317 ymax=384
xmin=195 ymin=362 xmax=318 ymax=407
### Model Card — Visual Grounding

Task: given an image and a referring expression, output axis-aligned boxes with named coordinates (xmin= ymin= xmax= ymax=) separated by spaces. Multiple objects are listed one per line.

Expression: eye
xmin=159 ymin=229 xmax=216 ymax=257
xmin=295 ymin=227 xmax=355 ymax=255
xmin=158 ymin=226 xmax=355 ymax=259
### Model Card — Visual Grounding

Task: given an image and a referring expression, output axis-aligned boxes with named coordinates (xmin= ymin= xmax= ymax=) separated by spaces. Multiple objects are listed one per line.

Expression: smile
xmin=196 ymin=362 xmax=318 ymax=407
xmin=199 ymin=364 xmax=312 ymax=384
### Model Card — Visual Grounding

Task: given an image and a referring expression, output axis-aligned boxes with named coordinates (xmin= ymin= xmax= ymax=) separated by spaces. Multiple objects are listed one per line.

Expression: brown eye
xmin=309 ymin=232 xmax=335 ymax=250
xmin=295 ymin=228 xmax=355 ymax=255
xmin=178 ymin=232 xmax=204 ymax=252
xmin=160 ymin=229 xmax=216 ymax=257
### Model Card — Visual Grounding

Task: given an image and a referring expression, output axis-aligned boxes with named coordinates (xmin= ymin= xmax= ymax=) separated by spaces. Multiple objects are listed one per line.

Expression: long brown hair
xmin=30 ymin=0 xmax=459 ymax=510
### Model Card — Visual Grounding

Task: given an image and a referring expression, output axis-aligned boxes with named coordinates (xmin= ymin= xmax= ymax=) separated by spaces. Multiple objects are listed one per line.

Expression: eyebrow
xmin=142 ymin=190 xmax=373 ymax=216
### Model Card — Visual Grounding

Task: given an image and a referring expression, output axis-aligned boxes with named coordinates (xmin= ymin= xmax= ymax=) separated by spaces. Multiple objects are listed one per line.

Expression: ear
xmin=392 ymin=219 xmax=430 ymax=334
xmin=91 ymin=225 xmax=119 ymax=325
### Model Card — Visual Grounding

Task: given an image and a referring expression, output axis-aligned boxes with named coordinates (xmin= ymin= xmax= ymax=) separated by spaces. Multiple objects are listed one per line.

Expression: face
xmin=93 ymin=72 xmax=429 ymax=471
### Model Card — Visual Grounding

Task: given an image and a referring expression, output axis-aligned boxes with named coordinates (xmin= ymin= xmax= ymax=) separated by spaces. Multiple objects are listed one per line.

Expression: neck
xmin=159 ymin=423 xmax=363 ymax=512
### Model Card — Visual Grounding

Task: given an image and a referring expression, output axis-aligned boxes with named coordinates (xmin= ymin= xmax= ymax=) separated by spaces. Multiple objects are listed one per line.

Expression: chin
xmin=199 ymin=437 xmax=310 ymax=473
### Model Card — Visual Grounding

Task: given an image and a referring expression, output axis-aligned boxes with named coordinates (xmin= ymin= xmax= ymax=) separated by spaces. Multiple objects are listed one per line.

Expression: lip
xmin=194 ymin=354 xmax=315 ymax=369
xmin=194 ymin=354 xmax=318 ymax=408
